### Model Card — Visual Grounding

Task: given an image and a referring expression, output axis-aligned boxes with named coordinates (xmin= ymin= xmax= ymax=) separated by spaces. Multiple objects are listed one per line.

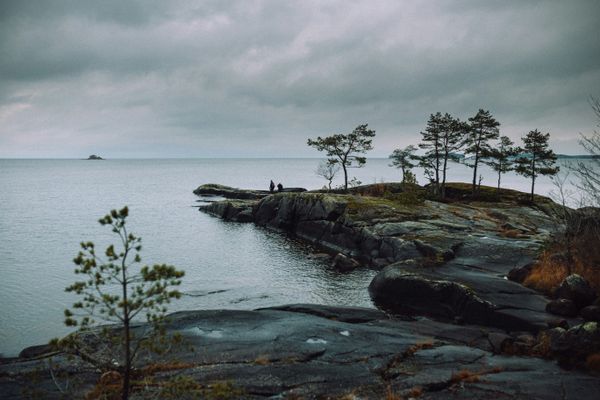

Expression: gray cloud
xmin=0 ymin=0 xmax=599 ymax=157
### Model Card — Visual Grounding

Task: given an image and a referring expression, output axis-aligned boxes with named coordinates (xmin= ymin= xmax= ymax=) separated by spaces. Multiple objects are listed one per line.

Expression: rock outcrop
xmin=3 ymin=305 xmax=599 ymax=399
xmin=194 ymin=183 xmax=307 ymax=200
xmin=196 ymin=183 xmax=575 ymax=333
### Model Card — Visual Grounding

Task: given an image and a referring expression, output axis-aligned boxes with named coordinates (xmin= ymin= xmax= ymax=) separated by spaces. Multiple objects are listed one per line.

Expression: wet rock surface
xmin=2 ymin=305 xmax=599 ymax=399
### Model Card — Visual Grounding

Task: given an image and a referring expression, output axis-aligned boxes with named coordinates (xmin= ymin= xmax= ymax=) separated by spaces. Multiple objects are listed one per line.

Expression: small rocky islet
xmin=2 ymin=182 xmax=600 ymax=399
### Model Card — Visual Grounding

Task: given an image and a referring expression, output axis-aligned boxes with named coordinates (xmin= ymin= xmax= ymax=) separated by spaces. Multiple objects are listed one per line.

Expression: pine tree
xmin=308 ymin=124 xmax=375 ymax=191
xmin=60 ymin=207 xmax=185 ymax=400
xmin=418 ymin=113 xmax=443 ymax=195
xmin=389 ymin=145 xmax=418 ymax=183
xmin=419 ymin=112 xmax=466 ymax=198
xmin=515 ymin=130 xmax=559 ymax=202
xmin=466 ymin=109 xmax=500 ymax=194
xmin=483 ymin=135 xmax=518 ymax=191
xmin=439 ymin=114 xmax=468 ymax=198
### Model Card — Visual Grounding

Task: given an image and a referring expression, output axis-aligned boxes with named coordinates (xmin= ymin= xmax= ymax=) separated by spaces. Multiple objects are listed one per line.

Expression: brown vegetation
xmin=586 ymin=353 xmax=600 ymax=373
xmin=450 ymin=367 xmax=503 ymax=385
xmin=523 ymin=246 xmax=600 ymax=295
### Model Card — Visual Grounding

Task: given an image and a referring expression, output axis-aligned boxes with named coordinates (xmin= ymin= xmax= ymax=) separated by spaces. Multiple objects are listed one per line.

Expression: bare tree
xmin=571 ymin=96 xmax=600 ymax=207
xmin=549 ymin=172 xmax=581 ymax=274
xmin=316 ymin=159 xmax=340 ymax=191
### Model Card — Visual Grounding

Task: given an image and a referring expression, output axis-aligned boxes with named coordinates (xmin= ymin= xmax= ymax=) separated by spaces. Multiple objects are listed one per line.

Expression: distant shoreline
xmin=0 ymin=155 xmax=597 ymax=160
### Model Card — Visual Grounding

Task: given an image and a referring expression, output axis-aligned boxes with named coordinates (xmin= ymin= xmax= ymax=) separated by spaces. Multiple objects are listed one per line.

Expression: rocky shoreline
xmin=2 ymin=304 xmax=600 ymax=399
xmin=196 ymin=183 xmax=573 ymax=333
xmin=2 ymin=182 xmax=599 ymax=399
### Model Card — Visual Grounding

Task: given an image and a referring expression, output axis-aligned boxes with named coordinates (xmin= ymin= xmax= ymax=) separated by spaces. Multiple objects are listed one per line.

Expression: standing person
xmin=277 ymin=182 xmax=283 ymax=192
xmin=269 ymin=180 xmax=275 ymax=193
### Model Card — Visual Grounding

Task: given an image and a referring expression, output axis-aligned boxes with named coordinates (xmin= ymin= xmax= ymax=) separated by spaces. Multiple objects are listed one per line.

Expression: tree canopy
xmin=466 ymin=109 xmax=500 ymax=193
xmin=307 ymin=124 xmax=375 ymax=191
xmin=61 ymin=207 xmax=185 ymax=400
xmin=482 ymin=135 xmax=518 ymax=191
xmin=515 ymin=129 xmax=559 ymax=201
xmin=419 ymin=112 xmax=467 ymax=198
xmin=389 ymin=145 xmax=418 ymax=183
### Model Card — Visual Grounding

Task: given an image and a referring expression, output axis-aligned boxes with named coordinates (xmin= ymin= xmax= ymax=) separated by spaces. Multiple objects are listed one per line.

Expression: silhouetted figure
xmin=269 ymin=180 xmax=275 ymax=193
xmin=277 ymin=183 xmax=283 ymax=192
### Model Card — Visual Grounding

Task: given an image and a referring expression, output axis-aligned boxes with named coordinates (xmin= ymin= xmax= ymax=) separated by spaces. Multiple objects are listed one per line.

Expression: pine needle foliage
xmin=466 ymin=109 xmax=500 ymax=194
xmin=308 ymin=124 xmax=376 ymax=191
xmin=62 ymin=206 xmax=185 ymax=400
xmin=515 ymin=129 xmax=559 ymax=202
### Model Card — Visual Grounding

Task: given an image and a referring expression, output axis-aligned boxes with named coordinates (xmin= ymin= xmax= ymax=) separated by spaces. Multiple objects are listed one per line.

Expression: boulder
xmin=193 ymin=183 xmax=269 ymax=200
xmin=368 ymin=268 xmax=494 ymax=325
xmin=507 ymin=262 xmax=534 ymax=283
xmin=547 ymin=319 xmax=570 ymax=330
xmin=18 ymin=344 xmax=53 ymax=359
xmin=200 ymin=200 xmax=254 ymax=222
xmin=332 ymin=253 xmax=360 ymax=272
xmin=555 ymin=274 xmax=597 ymax=309
xmin=581 ymin=305 xmax=600 ymax=322
xmin=546 ymin=299 xmax=579 ymax=317
xmin=487 ymin=332 xmax=512 ymax=353
xmin=550 ymin=322 xmax=600 ymax=368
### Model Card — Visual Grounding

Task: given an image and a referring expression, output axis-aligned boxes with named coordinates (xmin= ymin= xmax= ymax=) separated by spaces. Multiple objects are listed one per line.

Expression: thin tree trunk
xmin=497 ymin=168 xmax=501 ymax=191
xmin=472 ymin=154 xmax=479 ymax=195
xmin=530 ymin=156 xmax=536 ymax=202
xmin=472 ymin=133 xmax=481 ymax=195
xmin=121 ymin=252 xmax=130 ymax=400
xmin=435 ymin=157 xmax=440 ymax=195
xmin=342 ymin=164 xmax=348 ymax=191
xmin=442 ymin=154 xmax=448 ymax=199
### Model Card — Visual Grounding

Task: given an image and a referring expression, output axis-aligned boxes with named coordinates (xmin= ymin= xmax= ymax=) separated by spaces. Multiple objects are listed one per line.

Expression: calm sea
xmin=0 ymin=158 xmax=580 ymax=356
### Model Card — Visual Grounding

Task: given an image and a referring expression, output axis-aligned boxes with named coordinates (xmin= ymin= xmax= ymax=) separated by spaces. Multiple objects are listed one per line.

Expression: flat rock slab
xmin=1 ymin=305 xmax=598 ymax=399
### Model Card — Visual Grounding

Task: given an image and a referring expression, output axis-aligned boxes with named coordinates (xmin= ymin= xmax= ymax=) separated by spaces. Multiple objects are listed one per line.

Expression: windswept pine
xmin=515 ymin=130 xmax=560 ymax=202
xmin=466 ymin=109 xmax=501 ymax=194
xmin=483 ymin=135 xmax=519 ymax=191
xmin=388 ymin=145 xmax=418 ymax=183
xmin=307 ymin=124 xmax=376 ymax=191
xmin=418 ymin=113 xmax=463 ymax=198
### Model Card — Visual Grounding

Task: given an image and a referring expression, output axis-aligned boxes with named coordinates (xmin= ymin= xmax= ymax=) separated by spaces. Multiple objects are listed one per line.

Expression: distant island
xmin=86 ymin=154 xmax=103 ymax=160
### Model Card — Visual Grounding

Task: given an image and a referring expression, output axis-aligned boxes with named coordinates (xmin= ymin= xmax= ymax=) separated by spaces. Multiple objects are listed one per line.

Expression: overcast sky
xmin=1 ymin=0 xmax=599 ymax=158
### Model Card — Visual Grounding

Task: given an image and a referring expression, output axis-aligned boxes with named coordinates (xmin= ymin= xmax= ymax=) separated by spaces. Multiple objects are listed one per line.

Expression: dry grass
xmin=361 ymin=183 xmax=387 ymax=197
xmin=403 ymin=340 xmax=436 ymax=357
xmin=450 ymin=370 xmax=481 ymax=384
xmin=385 ymin=385 xmax=404 ymax=400
xmin=499 ymin=229 xmax=523 ymax=238
xmin=523 ymin=246 xmax=600 ymax=295
xmin=530 ymin=332 xmax=553 ymax=358
xmin=85 ymin=377 xmax=121 ymax=400
xmin=523 ymin=251 xmax=568 ymax=294
xmin=406 ymin=386 xmax=423 ymax=398
xmin=586 ymin=353 xmax=600 ymax=373
xmin=254 ymin=355 xmax=271 ymax=365
xmin=450 ymin=367 xmax=503 ymax=385
xmin=141 ymin=361 xmax=195 ymax=375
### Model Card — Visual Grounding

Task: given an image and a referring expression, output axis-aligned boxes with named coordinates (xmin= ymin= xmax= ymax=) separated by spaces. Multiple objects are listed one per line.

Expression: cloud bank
xmin=1 ymin=0 xmax=599 ymax=157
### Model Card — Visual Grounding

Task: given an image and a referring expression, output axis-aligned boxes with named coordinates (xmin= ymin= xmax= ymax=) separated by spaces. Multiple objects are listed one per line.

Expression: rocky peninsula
xmin=2 ymin=182 xmax=599 ymax=399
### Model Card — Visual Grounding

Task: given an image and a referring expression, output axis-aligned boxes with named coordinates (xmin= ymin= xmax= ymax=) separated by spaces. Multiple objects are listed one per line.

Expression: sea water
xmin=0 ymin=158 xmax=581 ymax=356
